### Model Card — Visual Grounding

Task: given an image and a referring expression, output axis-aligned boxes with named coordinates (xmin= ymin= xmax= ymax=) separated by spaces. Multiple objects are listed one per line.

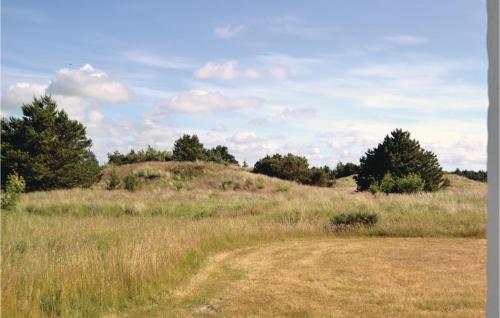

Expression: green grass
xmin=1 ymin=162 xmax=487 ymax=317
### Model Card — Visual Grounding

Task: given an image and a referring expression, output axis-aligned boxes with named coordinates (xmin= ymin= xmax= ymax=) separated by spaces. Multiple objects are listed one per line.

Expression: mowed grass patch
xmin=122 ymin=238 xmax=486 ymax=318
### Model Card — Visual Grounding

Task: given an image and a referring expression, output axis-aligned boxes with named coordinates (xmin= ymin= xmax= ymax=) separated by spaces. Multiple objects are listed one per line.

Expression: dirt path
xmin=115 ymin=238 xmax=486 ymax=318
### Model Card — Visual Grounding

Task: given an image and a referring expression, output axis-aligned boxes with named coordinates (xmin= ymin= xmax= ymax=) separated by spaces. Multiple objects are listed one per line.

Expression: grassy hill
xmin=1 ymin=161 xmax=487 ymax=317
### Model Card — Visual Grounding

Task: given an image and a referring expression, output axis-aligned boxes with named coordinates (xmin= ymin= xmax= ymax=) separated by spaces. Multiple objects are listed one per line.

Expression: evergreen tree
xmin=354 ymin=129 xmax=444 ymax=192
xmin=205 ymin=145 xmax=239 ymax=165
xmin=172 ymin=134 xmax=206 ymax=161
xmin=1 ymin=96 xmax=101 ymax=191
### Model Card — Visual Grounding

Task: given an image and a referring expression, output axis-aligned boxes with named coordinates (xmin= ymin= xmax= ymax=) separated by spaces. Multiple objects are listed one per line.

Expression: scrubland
xmin=1 ymin=162 xmax=487 ymax=317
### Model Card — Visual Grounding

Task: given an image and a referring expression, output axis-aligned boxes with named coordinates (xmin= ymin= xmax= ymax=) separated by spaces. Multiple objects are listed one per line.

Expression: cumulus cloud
xmin=47 ymin=64 xmax=130 ymax=102
xmin=214 ymin=24 xmax=245 ymax=39
xmin=1 ymin=82 xmax=47 ymax=114
xmin=162 ymin=89 xmax=261 ymax=113
xmin=195 ymin=60 xmax=240 ymax=80
xmin=194 ymin=60 xmax=287 ymax=80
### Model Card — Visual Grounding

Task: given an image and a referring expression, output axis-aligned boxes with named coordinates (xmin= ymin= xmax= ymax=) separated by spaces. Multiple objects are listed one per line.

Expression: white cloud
xmin=214 ymin=24 xmax=245 ymax=39
xmin=194 ymin=60 xmax=286 ymax=80
xmin=195 ymin=60 xmax=239 ymax=80
xmin=1 ymin=82 xmax=47 ymax=114
xmin=228 ymin=131 xmax=259 ymax=144
xmin=384 ymin=35 xmax=427 ymax=45
xmin=47 ymin=64 xmax=130 ymax=102
xmin=162 ymin=89 xmax=261 ymax=113
xmin=88 ymin=110 xmax=104 ymax=125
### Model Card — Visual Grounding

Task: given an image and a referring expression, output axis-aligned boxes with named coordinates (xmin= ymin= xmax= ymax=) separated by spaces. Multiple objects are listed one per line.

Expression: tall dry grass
xmin=1 ymin=162 xmax=487 ymax=317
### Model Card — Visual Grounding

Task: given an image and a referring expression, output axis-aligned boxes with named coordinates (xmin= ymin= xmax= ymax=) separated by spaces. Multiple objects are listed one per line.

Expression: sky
xmin=1 ymin=0 xmax=488 ymax=170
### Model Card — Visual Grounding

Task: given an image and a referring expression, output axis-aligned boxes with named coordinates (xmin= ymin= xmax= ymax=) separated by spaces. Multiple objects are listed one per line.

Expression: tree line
xmin=1 ymin=96 xmax=486 ymax=195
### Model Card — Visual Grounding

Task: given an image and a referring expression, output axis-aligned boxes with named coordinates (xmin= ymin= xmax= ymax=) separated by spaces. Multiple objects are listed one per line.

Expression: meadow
xmin=1 ymin=162 xmax=487 ymax=317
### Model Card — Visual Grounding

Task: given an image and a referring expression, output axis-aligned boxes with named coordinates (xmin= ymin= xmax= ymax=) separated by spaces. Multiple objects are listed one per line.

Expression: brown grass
xmin=1 ymin=162 xmax=488 ymax=317
xmin=119 ymin=238 xmax=487 ymax=318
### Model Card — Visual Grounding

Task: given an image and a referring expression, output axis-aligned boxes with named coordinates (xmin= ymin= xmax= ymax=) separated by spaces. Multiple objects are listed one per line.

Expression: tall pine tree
xmin=354 ymin=129 xmax=444 ymax=192
xmin=1 ymin=96 xmax=101 ymax=191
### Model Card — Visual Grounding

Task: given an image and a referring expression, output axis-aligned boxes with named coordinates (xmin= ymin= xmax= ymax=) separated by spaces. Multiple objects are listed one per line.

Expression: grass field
xmin=1 ymin=162 xmax=487 ymax=317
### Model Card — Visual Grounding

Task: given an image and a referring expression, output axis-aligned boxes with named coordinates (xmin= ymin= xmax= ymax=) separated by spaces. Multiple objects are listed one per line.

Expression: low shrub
xmin=275 ymin=184 xmax=290 ymax=192
xmin=255 ymin=179 xmax=265 ymax=189
xmin=192 ymin=210 xmax=212 ymax=219
xmin=1 ymin=172 xmax=26 ymax=210
xmin=396 ymin=173 xmax=424 ymax=193
xmin=134 ymin=168 xmax=165 ymax=180
xmin=330 ymin=212 xmax=378 ymax=229
xmin=371 ymin=173 xmax=425 ymax=194
xmin=172 ymin=181 xmax=185 ymax=191
xmin=107 ymin=169 xmax=121 ymax=190
xmin=379 ymin=173 xmax=397 ymax=193
xmin=123 ymin=174 xmax=140 ymax=192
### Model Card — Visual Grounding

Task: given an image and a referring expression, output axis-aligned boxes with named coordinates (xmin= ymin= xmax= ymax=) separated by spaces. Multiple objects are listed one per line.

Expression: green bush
xmin=379 ymin=173 xmax=397 ymax=193
xmin=253 ymin=153 xmax=335 ymax=187
xmin=396 ymin=173 xmax=424 ymax=193
xmin=192 ymin=210 xmax=213 ymax=219
xmin=275 ymin=184 xmax=290 ymax=192
xmin=1 ymin=172 xmax=26 ymax=210
xmin=368 ymin=182 xmax=379 ymax=194
xmin=107 ymin=169 xmax=121 ymax=190
xmin=107 ymin=145 xmax=172 ymax=165
xmin=330 ymin=212 xmax=378 ymax=228
xmin=374 ymin=173 xmax=424 ymax=194
xmin=123 ymin=174 xmax=140 ymax=192
xmin=134 ymin=168 xmax=165 ymax=179
xmin=172 ymin=181 xmax=185 ymax=191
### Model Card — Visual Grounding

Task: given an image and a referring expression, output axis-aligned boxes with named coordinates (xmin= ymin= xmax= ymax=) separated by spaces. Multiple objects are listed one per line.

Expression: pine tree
xmin=354 ymin=129 xmax=444 ymax=192
xmin=1 ymin=96 xmax=101 ymax=191
xmin=172 ymin=134 xmax=206 ymax=161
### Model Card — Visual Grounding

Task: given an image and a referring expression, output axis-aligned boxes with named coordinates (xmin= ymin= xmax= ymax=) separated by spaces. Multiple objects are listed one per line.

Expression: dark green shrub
xmin=107 ymin=169 xmax=121 ymax=190
xmin=330 ymin=212 xmax=378 ymax=228
xmin=1 ymin=172 xmax=26 ymax=210
xmin=107 ymin=146 xmax=173 ymax=165
xmin=452 ymin=169 xmax=487 ymax=182
xmin=334 ymin=162 xmax=360 ymax=178
xmin=205 ymin=145 xmax=238 ymax=165
xmin=253 ymin=153 xmax=335 ymax=187
xmin=123 ymin=174 xmax=140 ymax=192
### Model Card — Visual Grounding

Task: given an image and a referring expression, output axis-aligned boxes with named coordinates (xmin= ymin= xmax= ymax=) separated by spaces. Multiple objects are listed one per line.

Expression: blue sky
xmin=1 ymin=0 xmax=488 ymax=170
